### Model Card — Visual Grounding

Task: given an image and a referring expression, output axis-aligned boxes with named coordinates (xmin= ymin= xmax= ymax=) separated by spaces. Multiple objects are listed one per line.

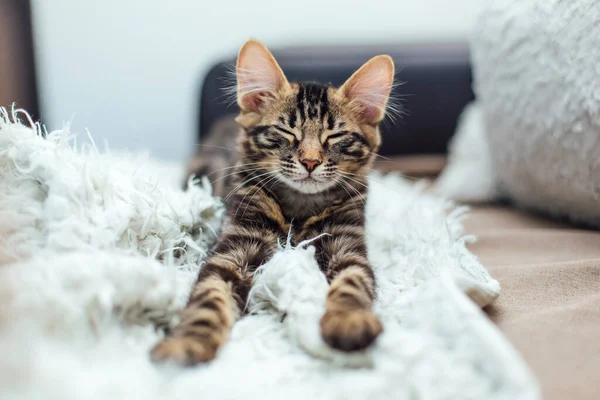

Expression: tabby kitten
xmin=151 ymin=40 xmax=395 ymax=366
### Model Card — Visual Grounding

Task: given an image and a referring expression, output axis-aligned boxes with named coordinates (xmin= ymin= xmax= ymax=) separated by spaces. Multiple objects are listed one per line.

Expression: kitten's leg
xmin=315 ymin=230 xmax=382 ymax=352
xmin=151 ymin=227 xmax=277 ymax=366
xmin=151 ymin=272 xmax=241 ymax=365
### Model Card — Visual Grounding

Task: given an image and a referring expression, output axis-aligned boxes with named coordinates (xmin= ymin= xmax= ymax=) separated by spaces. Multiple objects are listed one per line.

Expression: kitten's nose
xmin=301 ymin=159 xmax=322 ymax=173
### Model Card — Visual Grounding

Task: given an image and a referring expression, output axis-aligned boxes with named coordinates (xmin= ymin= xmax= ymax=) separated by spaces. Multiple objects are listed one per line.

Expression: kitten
xmin=152 ymin=40 xmax=394 ymax=365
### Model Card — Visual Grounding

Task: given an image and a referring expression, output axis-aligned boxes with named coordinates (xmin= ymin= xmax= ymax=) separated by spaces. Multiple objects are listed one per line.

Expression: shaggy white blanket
xmin=0 ymin=108 xmax=539 ymax=400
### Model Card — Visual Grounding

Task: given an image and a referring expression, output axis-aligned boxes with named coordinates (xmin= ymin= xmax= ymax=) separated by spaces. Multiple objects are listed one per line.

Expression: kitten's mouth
xmin=295 ymin=177 xmax=318 ymax=184
xmin=283 ymin=174 xmax=335 ymax=194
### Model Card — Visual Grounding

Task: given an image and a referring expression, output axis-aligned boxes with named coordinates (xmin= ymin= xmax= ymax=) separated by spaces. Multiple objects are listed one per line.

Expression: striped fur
xmin=151 ymin=40 xmax=394 ymax=365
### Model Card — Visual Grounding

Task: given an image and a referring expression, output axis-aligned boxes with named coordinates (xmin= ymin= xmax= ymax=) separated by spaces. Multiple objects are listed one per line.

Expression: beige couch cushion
xmin=465 ymin=206 xmax=600 ymax=400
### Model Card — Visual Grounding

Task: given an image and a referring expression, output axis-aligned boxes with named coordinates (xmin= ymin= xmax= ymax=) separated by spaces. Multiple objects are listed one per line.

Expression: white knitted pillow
xmin=436 ymin=0 xmax=600 ymax=227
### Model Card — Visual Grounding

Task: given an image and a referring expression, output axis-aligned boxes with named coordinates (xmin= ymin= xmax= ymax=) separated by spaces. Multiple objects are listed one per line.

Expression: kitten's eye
xmin=326 ymin=131 xmax=349 ymax=141
xmin=274 ymin=126 xmax=297 ymax=141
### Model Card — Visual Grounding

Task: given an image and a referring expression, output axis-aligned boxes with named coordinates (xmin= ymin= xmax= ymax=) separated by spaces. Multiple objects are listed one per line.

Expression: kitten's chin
xmin=280 ymin=176 xmax=336 ymax=194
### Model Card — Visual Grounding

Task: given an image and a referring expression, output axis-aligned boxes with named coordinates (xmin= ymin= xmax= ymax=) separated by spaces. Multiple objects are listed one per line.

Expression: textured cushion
xmin=436 ymin=0 xmax=600 ymax=227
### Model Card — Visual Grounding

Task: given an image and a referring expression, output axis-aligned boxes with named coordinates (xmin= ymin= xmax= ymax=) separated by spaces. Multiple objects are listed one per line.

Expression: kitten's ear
xmin=339 ymin=55 xmax=395 ymax=124
xmin=236 ymin=40 xmax=289 ymax=112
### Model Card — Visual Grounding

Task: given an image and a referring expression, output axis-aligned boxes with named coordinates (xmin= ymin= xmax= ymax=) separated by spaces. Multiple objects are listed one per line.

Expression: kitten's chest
xmin=278 ymin=195 xmax=347 ymax=242
xmin=225 ymin=185 xmax=350 ymax=242
xmin=275 ymin=187 xmax=340 ymax=220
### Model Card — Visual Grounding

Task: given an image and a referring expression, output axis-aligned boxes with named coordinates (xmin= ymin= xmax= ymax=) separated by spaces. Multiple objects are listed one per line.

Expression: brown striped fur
xmin=151 ymin=40 xmax=394 ymax=365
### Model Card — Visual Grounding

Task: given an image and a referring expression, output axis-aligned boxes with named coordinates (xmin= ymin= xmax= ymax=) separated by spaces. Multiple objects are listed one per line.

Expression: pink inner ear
xmin=236 ymin=42 xmax=287 ymax=112
xmin=343 ymin=56 xmax=394 ymax=123
xmin=241 ymin=90 xmax=269 ymax=111
xmin=347 ymin=81 xmax=392 ymax=123
xmin=359 ymin=104 xmax=381 ymax=123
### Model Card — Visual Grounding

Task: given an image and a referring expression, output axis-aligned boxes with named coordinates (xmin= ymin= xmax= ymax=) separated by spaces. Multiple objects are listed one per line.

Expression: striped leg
xmin=316 ymin=232 xmax=382 ymax=351
xmin=151 ymin=227 xmax=277 ymax=366
xmin=150 ymin=274 xmax=241 ymax=365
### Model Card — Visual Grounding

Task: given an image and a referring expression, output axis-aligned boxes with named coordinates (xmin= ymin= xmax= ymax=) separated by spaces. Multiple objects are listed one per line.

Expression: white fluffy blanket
xmin=0 ymin=108 xmax=539 ymax=400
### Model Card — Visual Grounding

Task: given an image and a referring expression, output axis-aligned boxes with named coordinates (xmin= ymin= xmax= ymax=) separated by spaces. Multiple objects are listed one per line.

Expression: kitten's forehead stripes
xmin=327 ymin=113 xmax=335 ymax=130
xmin=288 ymin=110 xmax=297 ymax=129
xmin=295 ymin=82 xmax=334 ymax=126
xmin=296 ymin=86 xmax=306 ymax=121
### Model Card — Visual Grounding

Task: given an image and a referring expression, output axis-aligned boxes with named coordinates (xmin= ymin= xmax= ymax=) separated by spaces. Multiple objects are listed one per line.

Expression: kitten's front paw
xmin=150 ymin=337 xmax=218 ymax=366
xmin=320 ymin=309 xmax=383 ymax=352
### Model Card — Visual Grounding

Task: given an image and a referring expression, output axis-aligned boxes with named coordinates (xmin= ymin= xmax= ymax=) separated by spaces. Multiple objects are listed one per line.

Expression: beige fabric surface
xmin=464 ymin=206 xmax=600 ymax=400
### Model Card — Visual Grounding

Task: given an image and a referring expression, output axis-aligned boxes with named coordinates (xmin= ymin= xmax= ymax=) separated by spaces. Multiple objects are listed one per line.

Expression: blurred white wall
xmin=31 ymin=0 xmax=480 ymax=161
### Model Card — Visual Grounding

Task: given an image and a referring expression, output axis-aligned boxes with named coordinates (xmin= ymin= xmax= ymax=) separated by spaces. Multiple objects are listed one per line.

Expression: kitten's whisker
xmin=339 ymin=170 xmax=371 ymax=179
xmin=239 ymin=172 xmax=281 ymax=220
xmin=204 ymin=162 xmax=278 ymax=177
xmin=339 ymin=177 xmax=375 ymax=196
xmin=232 ymin=173 xmax=275 ymax=221
xmin=266 ymin=174 xmax=281 ymax=193
xmin=211 ymin=166 xmax=272 ymax=185
xmin=371 ymin=152 xmax=393 ymax=161
xmin=338 ymin=171 xmax=405 ymax=198
xmin=223 ymin=170 xmax=276 ymax=203
xmin=332 ymin=177 xmax=363 ymax=214
xmin=334 ymin=174 xmax=367 ymax=207
xmin=345 ymin=181 xmax=368 ymax=206
xmin=194 ymin=143 xmax=235 ymax=151
xmin=223 ymin=172 xmax=270 ymax=203
xmin=345 ymin=167 xmax=421 ymax=182
xmin=336 ymin=171 xmax=368 ymax=187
